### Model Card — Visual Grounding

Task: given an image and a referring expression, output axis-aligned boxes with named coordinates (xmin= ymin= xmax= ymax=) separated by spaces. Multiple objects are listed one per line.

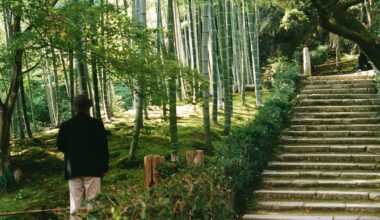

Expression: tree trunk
xmin=44 ymin=63 xmax=57 ymax=126
xmin=50 ymin=46 xmax=60 ymax=126
xmin=311 ymin=0 xmax=380 ymax=70
xmin=16 ymin=94 xmax=25 ymax=139
xmin=239 ymin=0 xmax=247 ymax=104
xmin=19 ymin=75 xmax=33 ymax=139
xmin=89 ymin=0 xmax=102 ymax=120
xmin=73 ymin=0 xmax=88 ymax=96
xmin=167 ymin=0 xmax=179 ymax=162
xmin=59 ymin=50 xmax=70 ymax=96
xmin=201 ymin=2 xmax=213 ymax=152
xmin=226 ymin=0 xmax=234 ymax=116
xmin=27 ymin=70 xmax=36 ymax=130
xmin=156 ymin=0 xmax=168 ymax=120
xmin=188 ymin=0 xmax=198 ymax=106
xmin=0 ymin=13 xmax=23 ymax=176
xmin=100 ymin=0 xmax=112 ymax=121
xmin=69 ymin=50 xmax=76 ymax=117
xmin=210 ymin=0 xmax=220 ymax=124
xmin=129 ymin=0 xmax=146 ymax=159
xmin=217 ymin=0 xmax=232 ymax=135
xmin=248 ymin=0 xmax=263 ymax=106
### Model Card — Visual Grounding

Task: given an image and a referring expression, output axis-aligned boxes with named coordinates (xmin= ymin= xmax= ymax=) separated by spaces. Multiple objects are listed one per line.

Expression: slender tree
xmin=100 ymin=0 xmax=112 ymax=121
xmin=210 ymin=0 xmax=221 ymax=124
xmin=0 ymin=1 xmax=24 ymax=176
xmin=226 ymin=0 xmax=234 ymax=115
xmin=129 ymin=0 xmax=146 ymax=159
xmin=188 ymin=0 xmax=198 ymax=106
xmin=19 ymin=74 xmax=33 ymax=139
xmin=201 ymin=2 xmax=213 ymax=152
xmin=73 ymin=0 xmax=89 ymax=96
xmin=89 ymin=0 xmax=102 ymax=120
xmin=167 ymin=0 xmax=179 ymax=161
xmin=217 ymin=0 xmax=232 ymax=135
xmin=248 ymin=0 xmax=262 ymax=106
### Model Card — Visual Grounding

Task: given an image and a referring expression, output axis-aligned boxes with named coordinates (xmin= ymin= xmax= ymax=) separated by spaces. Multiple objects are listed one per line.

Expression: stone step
xmin=282 ymin=145 xmax=380 ymax=153
xmin=281 ymin=137 xmax=380 ymax=145
xmin=255 ymin=201 xmax=380 ymax=213
xmin=301 ymin=79 xmax=375 ymax=86
xmin=293 ymin=112 xmax=379 ymax=119
xmin=243 ymin=214 xmax=380 ymax=220
xmin=292 ymin=105 xmax=380 ymax=113
xmin=283 ymin=131 xmax=380 ymax=138
xmin=298 ymin=99 xmax=378 ymax=106
xmin=262 ymin=171 xmax=380 ymax=179
xmin=246 ymin=71 xmax=380 ymax=218
xmin=267 ymin=162 xmax=379 ymax=170
xmin=263 ymin=179 xmax=380 ymax=188
xmin=277 ymin=153 xmax=380 ymax=162
xmin=301 ymin=88 xmax=377 ymax=95
xmin=291 ymin=118 xmax=380 ymax=125
xmin=309 ymin=72 xmax=375 ymax=80
xmin=289 ymin=124 xmax=380 ymax=131
xmin=304 ymin=84 xmax=375 ymax=90
xmin=254 ymin=190 xmax=380 ymax=201
xmin=297 ymin=94 xmax=378 ymax=100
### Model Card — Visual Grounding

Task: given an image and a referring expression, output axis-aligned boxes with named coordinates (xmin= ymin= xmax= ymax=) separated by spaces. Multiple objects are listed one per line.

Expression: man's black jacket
xmin=57 ymin=113 xmax=109 ymax=180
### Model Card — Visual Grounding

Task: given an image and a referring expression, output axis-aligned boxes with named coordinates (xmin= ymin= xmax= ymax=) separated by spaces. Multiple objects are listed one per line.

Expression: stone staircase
xmin=244 ymin=71 xmax=380 ymax=220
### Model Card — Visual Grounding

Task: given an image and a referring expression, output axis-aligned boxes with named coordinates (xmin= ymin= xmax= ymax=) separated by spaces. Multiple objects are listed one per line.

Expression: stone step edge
xmin=243 ymin=214 xmax=380 ymax=220
xmin=255 ymin=201 xmax=380 ymax=212
xmin=281 ymin=137 xmax=380 ymax=141
xmin=291 ymin=118 xmax=380 ymax=121
xmin=254 ymin=190 xmax=380 ymax=200
xmin=277 ymin=153 xmax=380 ymax=158
xmin=282 ymin=145 xmax=380 ymax=151
xmin=262 ymin=171 xmax=380 ymax=178
xmin=282 ymin=131 xmax=380 ymax=136
xmin=268 ymin=162 xmax=379 ymax=166
xmin=299 ymin=99 xmax=378 ymax=101
xmin=293 ymin=105 xmax=380 ymax=108
xmin=262 ymin=179 xmax=380 ymax=186
xmin=294 ymin=112 xmax=379 ymax=115
xmin=288 ymin=125 xmax=380 ymax=130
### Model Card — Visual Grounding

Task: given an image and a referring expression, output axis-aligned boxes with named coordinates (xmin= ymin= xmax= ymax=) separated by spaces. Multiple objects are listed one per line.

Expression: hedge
xmin=87 ymin=59 xmax=300 ymax=219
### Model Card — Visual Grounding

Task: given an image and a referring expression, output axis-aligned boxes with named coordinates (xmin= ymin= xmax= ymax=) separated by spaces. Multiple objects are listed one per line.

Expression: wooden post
xmin=152 ymin=156 xmax=165 ymax=186
xmin=144 ymin=155 xmax=165 ymax=190
xmin=186 ymin=150 xmax=204 ymax=166
xmin=186 ymin=150 xmax=196 ymax=165
xmin=303 ymin=47 xmax=311 ymax=76
xmin=144 ymin=156 xmax=153 ymax=190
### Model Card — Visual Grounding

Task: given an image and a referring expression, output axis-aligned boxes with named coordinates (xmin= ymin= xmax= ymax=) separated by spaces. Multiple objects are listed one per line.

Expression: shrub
xmin=310 ymin=44 xmax=329 ymax=66
xmin=221 ymin=59 xmax=299 ymax=214
xmin=91 ymin=59 xmax=299 ymax=219
xmin=87 ymin=166 xmax=234 ymax=220
xmin=0 ymin=169 xmax=15 ymax=190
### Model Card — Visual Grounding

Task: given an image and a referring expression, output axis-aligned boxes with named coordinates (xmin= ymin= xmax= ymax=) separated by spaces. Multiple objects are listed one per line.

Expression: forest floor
xmin=0 ymin=91 xmax=262 ymax=215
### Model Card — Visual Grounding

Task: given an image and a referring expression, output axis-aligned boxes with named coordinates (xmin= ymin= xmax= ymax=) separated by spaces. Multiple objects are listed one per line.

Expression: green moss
xmin=1 ymin=92 xmax=259 ymax=215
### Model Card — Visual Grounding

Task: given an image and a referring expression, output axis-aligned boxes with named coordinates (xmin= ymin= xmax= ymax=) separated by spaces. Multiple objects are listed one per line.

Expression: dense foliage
xmin=86 ymin=59 xmax=299 ymax=219
xmin=223 ymin=59 xmax=299 ymax=214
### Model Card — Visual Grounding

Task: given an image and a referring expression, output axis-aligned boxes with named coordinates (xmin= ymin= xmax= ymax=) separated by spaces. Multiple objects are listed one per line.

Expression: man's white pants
xmin=69 ymin=177 xmax=101 ymax=214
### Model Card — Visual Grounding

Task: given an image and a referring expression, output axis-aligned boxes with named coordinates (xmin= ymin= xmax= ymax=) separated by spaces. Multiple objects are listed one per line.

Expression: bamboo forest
xmin=1 ymin=0 xmax=380 ymax=219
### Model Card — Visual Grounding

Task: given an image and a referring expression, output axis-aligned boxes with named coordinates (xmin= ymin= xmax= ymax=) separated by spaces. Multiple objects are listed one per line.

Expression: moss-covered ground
xmin=0 ymin=92 xmax=261 ymax=216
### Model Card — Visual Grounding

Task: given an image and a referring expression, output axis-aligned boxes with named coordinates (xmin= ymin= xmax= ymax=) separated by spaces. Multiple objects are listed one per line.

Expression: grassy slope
xmin=0 ymin=92 xmax=260 ymax=213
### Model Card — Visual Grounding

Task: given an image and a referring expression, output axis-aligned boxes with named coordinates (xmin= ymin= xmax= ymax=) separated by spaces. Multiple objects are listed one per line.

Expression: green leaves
xmin=222 ymin=59 xmax=299 ymax=214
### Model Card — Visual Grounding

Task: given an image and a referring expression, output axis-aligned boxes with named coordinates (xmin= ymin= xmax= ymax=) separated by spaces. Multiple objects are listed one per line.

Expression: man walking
xmin=57 ymin=95 xmax=109 ymax=216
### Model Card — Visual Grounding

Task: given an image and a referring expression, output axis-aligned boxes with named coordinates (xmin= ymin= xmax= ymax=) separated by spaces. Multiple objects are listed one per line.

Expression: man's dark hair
xmin=74 ymin=95 xmax=93 ymax=113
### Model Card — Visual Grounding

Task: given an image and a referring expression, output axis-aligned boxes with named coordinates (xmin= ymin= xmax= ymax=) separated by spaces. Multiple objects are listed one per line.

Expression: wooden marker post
xmin=186 ymin=150 xmax=204 ymax=166
xmin=144 ymin=155 xmax=165 ymax=190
